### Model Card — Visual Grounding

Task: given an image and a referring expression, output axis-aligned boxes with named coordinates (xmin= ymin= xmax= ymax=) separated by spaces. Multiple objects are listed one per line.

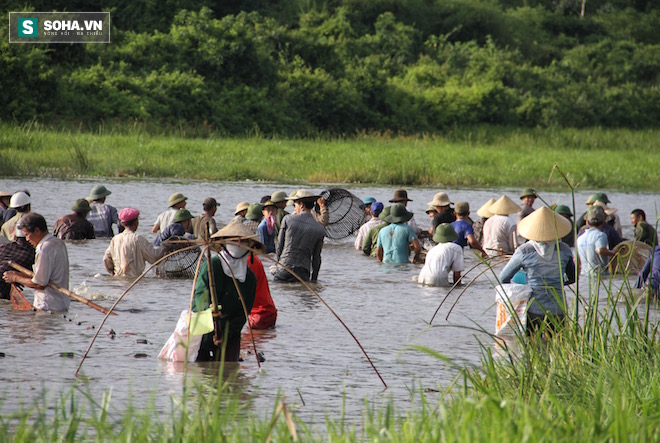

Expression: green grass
xmin=3 ymin=269 xmax=660 ymax=441
xmin=1 ymin=122 xmax=659 ymax=190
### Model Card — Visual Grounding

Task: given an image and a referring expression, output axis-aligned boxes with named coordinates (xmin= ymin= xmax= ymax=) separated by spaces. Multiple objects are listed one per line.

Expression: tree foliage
xmin=2 ymin=1 xmax=659 ymax=134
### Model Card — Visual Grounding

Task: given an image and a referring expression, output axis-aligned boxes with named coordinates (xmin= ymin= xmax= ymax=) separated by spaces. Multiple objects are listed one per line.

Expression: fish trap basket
xmin=610 ymin=240 xmax=651 ymax=276
xmin=316 ymin=188 xmax=370 ymax=240
xmin=156 ymin=244 xmax=206 ymax=279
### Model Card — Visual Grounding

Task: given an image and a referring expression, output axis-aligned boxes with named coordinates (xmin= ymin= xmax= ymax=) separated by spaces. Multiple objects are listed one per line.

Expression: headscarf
xmin=219 ymin=244 xmax=249 ymax=282
xmin=265 ymin=214 xmax=276 ymax=236
xmin=529 ymin=240 xmax=556 ymax=262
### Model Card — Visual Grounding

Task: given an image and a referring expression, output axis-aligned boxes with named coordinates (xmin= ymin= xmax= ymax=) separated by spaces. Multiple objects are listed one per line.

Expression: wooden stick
xmin=8 ymin=261 xmax=116 ymax=316
xmin=76 ymin=243 xmax=203 ymax=376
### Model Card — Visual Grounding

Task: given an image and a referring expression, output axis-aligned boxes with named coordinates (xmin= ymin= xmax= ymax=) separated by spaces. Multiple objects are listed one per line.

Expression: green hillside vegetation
xmin=2 ymin=0 xmax=659 ymax=135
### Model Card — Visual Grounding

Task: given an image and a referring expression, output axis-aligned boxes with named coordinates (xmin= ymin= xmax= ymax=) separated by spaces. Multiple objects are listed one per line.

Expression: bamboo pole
xmin=9 ymin=261 xmax=116 ymax=316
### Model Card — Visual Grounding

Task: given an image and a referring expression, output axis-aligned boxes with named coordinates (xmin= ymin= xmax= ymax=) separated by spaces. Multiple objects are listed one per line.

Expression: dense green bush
xmin=2 ymin=1 xmax=660 ymax=134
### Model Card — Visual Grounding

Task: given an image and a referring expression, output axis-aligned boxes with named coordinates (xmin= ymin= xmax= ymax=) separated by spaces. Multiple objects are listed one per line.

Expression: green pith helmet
xmin=555 ymin=205 xmax=573 ymax=217
xmin=384 ymin=203 xmax=413 ymax=224
xmin=71 ymin=198 xmax=91 ymax=213
xmin=593 ymin=192 xmax=610 ymax=204
xmin=168 ymin=192 xmax=188 ymax=207
xmin=88 ymin=185 xmax=111 ymax=201
xmin=520 ymin=188 xmax=536 ymax=199
xmin=245 ymin=203 xmax=264 ymax=221
xmin=174 ymin=209 xmax=193 ymax=223
xmin=433 ymin=223 xmax=458 ymax=243
xmin=586 ymin=192 xmax=610 ymax=205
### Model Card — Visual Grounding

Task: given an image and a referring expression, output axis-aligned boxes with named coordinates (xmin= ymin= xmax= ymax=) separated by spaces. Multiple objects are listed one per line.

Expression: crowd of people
xmin=0 ymin=184 xmax=658 ymax=355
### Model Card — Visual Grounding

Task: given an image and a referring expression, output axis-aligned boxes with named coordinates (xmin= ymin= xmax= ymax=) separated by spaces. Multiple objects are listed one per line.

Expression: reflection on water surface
xmin=0 ymin=178 xmax=657 ymax=424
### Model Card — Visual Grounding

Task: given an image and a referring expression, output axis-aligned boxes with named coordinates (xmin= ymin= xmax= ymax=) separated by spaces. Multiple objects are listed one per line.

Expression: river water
xmin=0 ymin=178 xmax=657 ymax=427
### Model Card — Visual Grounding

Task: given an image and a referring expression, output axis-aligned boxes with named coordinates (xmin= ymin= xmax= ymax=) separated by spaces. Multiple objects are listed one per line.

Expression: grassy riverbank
xmin=1 ymin=122 xmax=659 ymax=190
xmin=4 ymin=284 xmax=660 ymax=441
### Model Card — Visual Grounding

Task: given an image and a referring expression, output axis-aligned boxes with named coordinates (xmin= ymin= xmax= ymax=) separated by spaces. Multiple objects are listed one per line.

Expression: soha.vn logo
xmin=17 ymin=18 xmax=38 ymax=38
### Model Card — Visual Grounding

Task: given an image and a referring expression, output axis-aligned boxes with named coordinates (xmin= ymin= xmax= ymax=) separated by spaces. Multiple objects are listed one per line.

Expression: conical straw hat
xmin=488 ymin=195 xmax=520 ymax=216
xmin=210 ymin=221 xmax=265 ymax=253
xmin=517 ymin=206 xmax=572 ymax=242
xmin=476 ymin=198 xmax=496 ymax=218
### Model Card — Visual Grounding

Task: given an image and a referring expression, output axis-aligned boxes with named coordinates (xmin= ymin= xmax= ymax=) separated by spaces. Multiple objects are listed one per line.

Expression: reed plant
xmin=1 ymin=280 xmax=659 ymax=441
xmin=1 ymin=122 xmax=659 ymax=190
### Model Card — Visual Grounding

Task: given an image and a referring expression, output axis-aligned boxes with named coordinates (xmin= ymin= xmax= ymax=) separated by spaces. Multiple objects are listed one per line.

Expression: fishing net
xmin=610 ymin=240 xmax=651 ymax=276
xmin=316 ymin=188 xmax=369 ymax=240
xmin=156 ymin=242 xmax=206 ymax=279
xmin=10 ymin=284 xmax=33 ymax=311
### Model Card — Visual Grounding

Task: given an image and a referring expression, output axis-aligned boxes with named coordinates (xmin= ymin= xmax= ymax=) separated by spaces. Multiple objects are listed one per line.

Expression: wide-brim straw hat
xmin=271 ymin=191 xmax=288 ymax=203
xmin=290 ymin=189 xmax=321 ymax=202
xmin=88 ymin=185 xmax=112 ymax=201
xmin=427 ymin=192 xmax=452 ymax=207
xmin=592 ymin=200 xmax=617 ymax=216
xmin=389 ymin=189 xmax=412 ymax=203
xmin=168 ymin=192 xmax=188 ymax=207
xmin=379 ymin=206 xmax=392 ymax=221
xmin=489 ymin=195 xmax=520 ymax=216
xmin=433 ymin=223 xmax=458 ymax=243
xmin=517 ymin=206 xmax=571 ymax=242
xmin=476 ymin=198 xmax=496 ymax=218
xmin=384 ymin=203 xmax=413 ymax=224
xmin=234 ymin=201 xmax=250 ymax=215
xmin=71 ymin=198 xmax=91 ymax=213
xmin=210 ymin=221 xmax=265 ymax=253
xmin=286 ymin=190 xmax=298 ymax=206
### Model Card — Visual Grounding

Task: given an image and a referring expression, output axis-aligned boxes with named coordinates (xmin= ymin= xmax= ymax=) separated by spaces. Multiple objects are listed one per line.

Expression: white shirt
xmin=154 ymin=207 xmax=177 ymax=232
xmin=104 ymin=229 xmax=162 ymax=277
xmin=417 ymin=242 xmax=465 ymax=286
xmin=483 ymin=215 xmax=517 ymax=255
xmin=354 ymin=217 xmax=383 ymax=250
xmin=407 ymin=214 xmax=421 ymax=235
xmin=32 ymin=234 xmax=70 ymax=311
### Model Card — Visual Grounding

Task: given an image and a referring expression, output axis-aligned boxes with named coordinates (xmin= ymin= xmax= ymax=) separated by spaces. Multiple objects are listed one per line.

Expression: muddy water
xmin=0 ymin=178 xmax=657 ymax=425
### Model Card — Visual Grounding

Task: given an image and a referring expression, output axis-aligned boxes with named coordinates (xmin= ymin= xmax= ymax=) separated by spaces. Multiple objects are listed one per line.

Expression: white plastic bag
xmin=158 ymin=310 xmax=213 ymax=362
xmin=495 ymin=283 xmax=531 ymax=336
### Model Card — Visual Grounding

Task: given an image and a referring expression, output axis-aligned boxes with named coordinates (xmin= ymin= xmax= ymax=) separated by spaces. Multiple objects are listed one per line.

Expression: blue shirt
xmin=87 ymin=202 xmax=119 ymax=237
xmin=257 ymin=219 xmax=276 ymax=254
xmin=377 ymin=223 xmax=417 ymax=264
xmin=154 ymin=223 xmax=185 ymax=246
xmin=601 ymin=223 xmax=622 ymax=249
xmin=636 ymin=246 xmax=660 ymax=292
xmin=576 ymin=228 xmax=609 ymax=276
xmin=451 ymin=219 xmax=473 ymax=248
xmin=500 ymin=242 xmax=575 ymax=316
